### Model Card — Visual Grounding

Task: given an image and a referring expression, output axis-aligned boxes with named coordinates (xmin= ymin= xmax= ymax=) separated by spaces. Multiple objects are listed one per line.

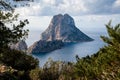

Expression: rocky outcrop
xmin=28 ymin=14 xmax=93 ymax=54
xmin=10 ymin=40 xmax=27 ymax=51
xmin=40 ymin=14 xmax=93 ymax=42
xmin=27 ymin=40 xmax=64 ymax=54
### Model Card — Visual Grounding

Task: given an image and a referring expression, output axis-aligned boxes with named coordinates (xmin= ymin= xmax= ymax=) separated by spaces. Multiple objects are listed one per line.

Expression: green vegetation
xmin=0 ymin=1 xmax=38 ymax=80
xmin=0 ymin=1 xmax=29 ymax=48
xmin=0 ymin=1 xmax=120 ymax=80
xmin=29 ymin=21 xmax=120 ymax=80
xmin=74 ymin=21 xmax=120 ymax=79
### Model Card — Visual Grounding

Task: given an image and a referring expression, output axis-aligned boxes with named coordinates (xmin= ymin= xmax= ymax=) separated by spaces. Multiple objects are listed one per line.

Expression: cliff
xmin=40 ymin=14 xmax=93 ymax=42
xmin=28 ymin=14 xmax=93 ymax=54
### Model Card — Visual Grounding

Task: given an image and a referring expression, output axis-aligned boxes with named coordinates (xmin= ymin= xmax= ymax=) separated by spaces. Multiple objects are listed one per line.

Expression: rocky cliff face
xmin=10 ymin=40 xmax=27 ymax=51
xmin=28 ymin=14 xmax=93 ymax=54
xmin=27 ymin=40 xmax=64 ymax=54
xmin=40 ymin=14 xmax=93 ymax=42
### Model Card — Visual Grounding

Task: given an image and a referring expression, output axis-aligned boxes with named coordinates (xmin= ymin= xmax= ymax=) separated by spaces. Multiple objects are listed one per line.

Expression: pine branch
xmin=0 ymin=1 xmax=14 ymax=11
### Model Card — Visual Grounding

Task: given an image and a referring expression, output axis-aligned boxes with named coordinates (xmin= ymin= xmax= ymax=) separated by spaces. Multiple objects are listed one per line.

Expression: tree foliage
xmin=1 ymin=1 xmax=120 ymax=79
xmin=101 ymin=21 xmax=120 ymax=52
xmin=0 ymin=1 xmax=39 ymax=80
xmin=0 ymin=1 xmax=29 ymax=47
xmin=74 ymin=21 xmax=120 ymax=79
xmin=29 ymin=21 xmax=120 ymax=80
xmin=0 ymin=1 xmax=13 ymax=11
xmin=0 ymin=47 xmax=39 ymax=71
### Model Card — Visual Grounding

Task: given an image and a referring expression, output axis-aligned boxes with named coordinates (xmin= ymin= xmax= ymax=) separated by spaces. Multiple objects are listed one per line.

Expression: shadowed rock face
xmin=27 ymin=40 xmax=64 ymax=54
xmin=10 ymin=40 xmax=27 ymax=51
xmin=40 ymin=14 xmax=93 ymax=42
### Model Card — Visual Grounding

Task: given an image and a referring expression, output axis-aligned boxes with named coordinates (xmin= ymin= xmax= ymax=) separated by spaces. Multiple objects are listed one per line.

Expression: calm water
xmin=32 ymin=31 xmax=106 ymax=66
xmin=24 ymin=15 xmax=120 ymax=66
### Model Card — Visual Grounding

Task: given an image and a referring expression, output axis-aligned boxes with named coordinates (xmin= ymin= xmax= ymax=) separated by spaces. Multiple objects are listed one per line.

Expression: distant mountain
xmin=10 ymin=40 xmax=27 ymax=51
xmin=28 ymin=14 xmax=93 ymax=54
xmin=40 ymin=14 xmax=93 ymax=42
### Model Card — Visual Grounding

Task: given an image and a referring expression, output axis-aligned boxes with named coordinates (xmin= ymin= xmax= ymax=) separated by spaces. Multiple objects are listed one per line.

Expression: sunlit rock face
xmin=28 ymin=14 xmax=93 ymax=54
xmin=40 ymin=14 xmax=93 ymax=42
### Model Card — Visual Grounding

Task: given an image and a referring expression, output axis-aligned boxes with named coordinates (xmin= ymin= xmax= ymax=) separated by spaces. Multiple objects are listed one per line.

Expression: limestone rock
xmin=28 ymin=14 xmax=94 ymax=54
xmin=40 ymin=14 xmax=93 ymax=42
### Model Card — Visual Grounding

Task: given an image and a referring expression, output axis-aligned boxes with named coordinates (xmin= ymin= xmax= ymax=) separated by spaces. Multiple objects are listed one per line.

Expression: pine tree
xmin=0 ymin=0 xmax=13 ymax=11
xmin=101 ymin=21 xmax=120 ymax=52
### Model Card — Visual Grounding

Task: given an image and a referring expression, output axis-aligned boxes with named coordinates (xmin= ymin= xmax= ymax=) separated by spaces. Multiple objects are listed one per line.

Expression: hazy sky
xmin=15 ymin=0 xmax=120 ymax=16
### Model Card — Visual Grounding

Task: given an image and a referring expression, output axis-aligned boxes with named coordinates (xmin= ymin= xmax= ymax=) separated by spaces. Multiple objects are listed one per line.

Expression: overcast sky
xmin=15 ymin=0 xmax=120 ymax=16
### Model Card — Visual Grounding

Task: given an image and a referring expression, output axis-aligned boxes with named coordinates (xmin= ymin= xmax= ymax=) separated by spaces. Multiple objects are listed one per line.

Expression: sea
xmin=20 ymin=15 xmax=120 ymax=67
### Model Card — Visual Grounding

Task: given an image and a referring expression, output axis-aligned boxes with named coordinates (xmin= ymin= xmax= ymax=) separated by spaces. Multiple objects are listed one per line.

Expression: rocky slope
xmin=40 ymin=14 xmax=93 ymax=42
xmin=27 ymin=40 xmax=64 ymax=54
xmin=10 ymin=40 xmax=27 ymax=51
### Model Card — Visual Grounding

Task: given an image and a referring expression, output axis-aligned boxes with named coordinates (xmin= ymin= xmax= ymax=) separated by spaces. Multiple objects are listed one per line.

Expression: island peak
xmin=40 ymin=13 xmax=93 ymax=42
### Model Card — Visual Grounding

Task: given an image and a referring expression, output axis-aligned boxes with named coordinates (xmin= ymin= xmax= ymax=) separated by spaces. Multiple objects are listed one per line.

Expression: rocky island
xmin=40 ymin=14 xmax=93 ymax=42
xmin=28 ymin=14 xmax=93 ymax=54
